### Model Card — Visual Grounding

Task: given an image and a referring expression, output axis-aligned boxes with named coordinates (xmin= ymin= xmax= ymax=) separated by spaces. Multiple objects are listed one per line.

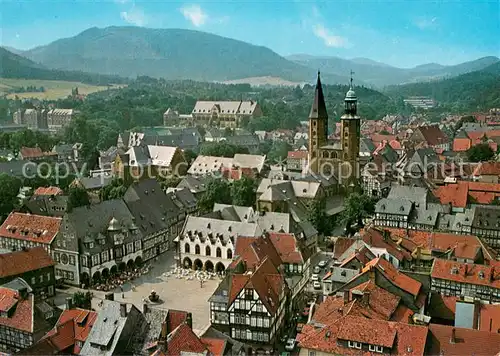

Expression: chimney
xmin=65 ymin=297 xmax=73 ymax=310
xmin=161 ymin=321 xmax=168 ymax=340
xmin=343 ymin=290 xmax=350 ymax=304
xmin=120 ymin=303 xmax=127 ymax=318
xmin=186 ymin=312 xmax=193 ymax=329
xmin=362 ymin=291 xmax=370 ymax=305
xmin=143 ymin=303 xmax=148 ymax=314
xmin=369 ymin=266 xmax=376 ymax=281
xmin=449 ymin=328 xmax=456 ymax=344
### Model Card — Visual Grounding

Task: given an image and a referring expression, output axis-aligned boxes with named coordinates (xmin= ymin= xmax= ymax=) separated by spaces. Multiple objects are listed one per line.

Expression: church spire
xmin=309 ymin=71 xmax=328 ymax=120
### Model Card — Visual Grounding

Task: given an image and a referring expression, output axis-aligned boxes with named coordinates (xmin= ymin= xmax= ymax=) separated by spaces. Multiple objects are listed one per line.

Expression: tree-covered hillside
xmin=385 ymin=62 xmax=500 ymax=111
xmin=0 ymin=47 xmax=127 ymax=85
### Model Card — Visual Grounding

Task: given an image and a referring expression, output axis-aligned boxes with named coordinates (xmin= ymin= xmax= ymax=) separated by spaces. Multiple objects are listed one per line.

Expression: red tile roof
xmin=478 ymin=304 xmax=500 ymax=333
xmin=339 ymin=246 xmax=375 ymax=268
xmin=228 ymin=257 xmax=284 ymax=315
xmin=201 ymin=337 xmax=226 ymax=356
xmin=362 ymin=258 xmax=422 ymax=297
xmin=348 ymin=280 xmax=401 ymax=320
xmin=360 ymin=227 xmax=412 ymax=262
xmin=414 ymin=125 xmax=449 ymax=146
xmin=36 ymin=308 xmax=97 ymax=355
xmin=0 ymin=287 xmax=33 ymax=332
xmin=431 ymin=259 xmax=500 ymax=289
xmin=167 ymin=310 xmax=189 ymax=334
xmin=0 ymin=212 xmax=62 ymax=245
xmin=0 ymin=247 xmax=55 ymax=279
xmin=233 ymin=236 xmax=282 ymax=271
xmin=427 ymin=294 xmax=457 ymax=321
xmin=371 ymin=134 xmax=396 ymax=146
xmin=268 ymin=232 xmax=305 ymax=264
xmin=287 ymin=150 xmax=308 ymax=159
xmin=20 ymin=147 xmax=57 ymax=159
xmin=298 ymin=315 xmax=428 ymax=356
xmin=166 ymin=323 xmax=208 ymax=356
xmin=390 ymin=304 xmax=414 ymax=323
xmin=333 ymin=237 xmax=356 ymax=259
xmin=453 ymin=137 xmax=472 ymax=152
xmin=433 ymin=182 xmax=469 ymax=208
xmin=428 ymin=324 xmax=500 ymax=356
xmin=33 ymin=186 xmax=64 ymax=196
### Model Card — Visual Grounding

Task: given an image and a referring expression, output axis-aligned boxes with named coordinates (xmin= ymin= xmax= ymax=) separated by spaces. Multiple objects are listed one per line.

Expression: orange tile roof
xmin=453 ymin=137 xmax=472 ymax=152
xmin=33 ymin=186 xmax=64 ymax=196
xmin=348 ymin=280 xmax=401 ymax=320
xmin=428 ymin=324 xmax=500 ymax=355
xmin=478 ymin=304 xmax=500 ymax=333
xmin=201 ymin=337 xmax=226 ymax=356
xmin=298 ymin=315 xmax=428 ymax=355
xmin=431 ymin=259 xmax=500 ymax=289
xmin=390 ymin=304 xmax=414 ymax=323
xmin=415 ymin=125 xmax=449 ymax=146
xmin=0 ymin=288 xmax=33 ymax=332
xmin=371 ymin=134 xmax=396 ymax=145
xmin=0 ymin=212 xmax=62 ymax=245
xmin=362 ymin=258 xmax=422 ymax=297
xmin=287 ymin=150 xmax=308 ymax=159
xmin=333 ymin=237 xmax=356 ymax=259
xmin=166 ymin=323 xmax=207 ymax=356
xmin=433 ymin=182 xmax=469 ymax=208
xmin=268 ymin=232 xmax=305 ymax=264
xmin=167 ymin=310 xmax=189 ymax=334
xmin=361 ymin=227 xmax=412 ymax=262
xmin=41 ymin=308 xmax=97 ymax=354
xmin=0 ymin=247 xmax=55 ymax=279
xmin=233 ymin=236 xmax=282 ymax=271
xmin=20 ymin=147 xmax=57 ymax=159
xmin=228 ymin=257 xmax=284 ymax=315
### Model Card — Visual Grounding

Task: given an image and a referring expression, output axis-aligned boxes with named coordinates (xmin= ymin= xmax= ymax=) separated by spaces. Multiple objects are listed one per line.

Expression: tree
xmin=72 ymin=291 xmax=93 ymax=309
xmin=231 ymin=176 xmax=255 ymax=206
xmin=267 ymin=141 xmax=292 ymax=164
xmin=307 ymin=197 xmax=332 ymax=236
xmin=197 ymin=179 xmax=231 ymax=212
xmin=0 ymin=174 xmax=22 ymax=222
xmin=100 ymin=178 xmax=127 ymax=201
xmin=341 ymin=193 xmax=376 ymax=227
xmin=159 ymin=176 xmax=181 ymax=189
xmin=199 ymin=142 xmax=249 ymax=157
xmin=183 ymin=149 xmax=197 ymax=164
xmin=67 ymin=185 xmax=90 ymax=211
xmin=467 ymin=143 xmax=495 ymax=162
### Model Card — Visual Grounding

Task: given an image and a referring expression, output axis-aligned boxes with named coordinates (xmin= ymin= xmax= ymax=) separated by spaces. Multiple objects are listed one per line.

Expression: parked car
xmin=311 ymin=274 xmax=319 ymax=281
xmin=313 ymin=281 xmax=321 ymax=289
xmin=313 ymin=266 xmax=321 ymax=274
xmin=285 ymin=338 xmax=297 ymax=351
xmin=318 ymin=260 xmax=328 ymax=268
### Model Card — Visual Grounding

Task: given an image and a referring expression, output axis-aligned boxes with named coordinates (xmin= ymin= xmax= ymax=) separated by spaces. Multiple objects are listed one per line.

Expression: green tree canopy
xmin=307 ymin=197 xmax=332 ymax=236
xmin=100 ymin=178 xmax=127 ymax=201
xmin=341 ymin=193 xmax=376 ymax=226
xmin=467 ymin=143 xmax=495 ymax=162
xmin=231 ymin=176 xmax=255 ymax=207
xmin=266 ymin=141 xmax=292 ymax=164
xmin=67 ymin=185 xmax=90 ymax=212
xmin=199 ymin=142 xmax=249 ymax=157
xmin=197 ymin=178 xmax=231 ymax=212
xmin=72 ymin=291 xmax=93 ymax=309
xmin=0 ymin=174 xmax=22 ymax=222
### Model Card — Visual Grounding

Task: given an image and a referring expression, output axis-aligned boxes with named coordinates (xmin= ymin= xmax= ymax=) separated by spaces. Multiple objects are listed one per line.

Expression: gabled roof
xmin=233 ymin=236 xmax=282 ymax=272
xmin=0 ymin=212 xmax=61 ymax=245
xmin=360 ymin=227 xmax=412 ymax=262
xmin=0 ymin=287 xmax=33 ymax=333
xmin=473 ymin=161 xmax=500 ymax=176
xmin=268 ymin=232 xmax=307 ymax=264
xmin=431 ymin=259 xmax=500 ymax=289
xmin=413 ymin=125 xmax=449 ymax=146
xmin=166 ymin=323 xmax=208 ymax=356
xmin=428 ymin=324 xmax=500 ymax=356
xmin=33 ymin=186 xmax=64 ymax=196
xmin=228 ymin=257 xmax=284 ymax=315
xmin=361 ymin=258 xmax=422 ymax=297
xmin=0 ymin=247 xmax=55 ymax=279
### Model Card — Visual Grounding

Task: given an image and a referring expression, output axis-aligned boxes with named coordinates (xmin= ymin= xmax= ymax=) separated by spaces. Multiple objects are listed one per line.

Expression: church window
xmin=313 ymin=121 xmax=317 ymax=126
xmin=344 ymin=153 xmax=348 ymax=160
xmin=323 ymin=151 xmax=329 ymax=158
xmin=331 ymin=152 xmax=337 ymax=159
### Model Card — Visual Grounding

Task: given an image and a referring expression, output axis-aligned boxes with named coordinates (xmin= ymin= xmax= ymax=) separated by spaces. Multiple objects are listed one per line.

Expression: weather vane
xmin=350 ymin=70 xmax=355 ymax=88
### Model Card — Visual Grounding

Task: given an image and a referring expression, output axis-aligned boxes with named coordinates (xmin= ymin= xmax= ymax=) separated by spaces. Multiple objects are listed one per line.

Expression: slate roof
xmin=176 ymin=175 xmax=210 ymax=194
xmin=0 ymin=160 xmax=36 ymax=178
xmin=80 ymin=301 xmax=144 ymax=356
xmin=75 ymin=176 xmax=113 ymax=190
xmin=24 ymin=194 xmax=68 ymax=217
xmin=375 ymin=198 xmax=412 ymax=216
xmin=0 ymin=247 xmax=55 ymax=279
xmin=387 ymin=186 xmax=428 ymax=207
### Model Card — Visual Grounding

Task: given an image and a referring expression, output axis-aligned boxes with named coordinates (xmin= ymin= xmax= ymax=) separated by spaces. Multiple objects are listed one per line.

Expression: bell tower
xmin=340 ymin=71 xmax=361 ymax=186
xmin=308 ymin=71 xmax=328 ymax=174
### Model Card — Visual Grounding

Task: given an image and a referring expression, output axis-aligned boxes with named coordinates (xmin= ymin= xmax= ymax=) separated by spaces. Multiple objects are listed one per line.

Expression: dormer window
xmin=348 ymin=341 xmax=362 ymax=349
xmin=368 ymin=344 xmax=384 ymax=353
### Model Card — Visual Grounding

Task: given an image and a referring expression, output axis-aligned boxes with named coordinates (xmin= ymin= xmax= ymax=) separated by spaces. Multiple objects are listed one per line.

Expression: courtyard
xmin=55 ymin=251 xmax=220 ymax=334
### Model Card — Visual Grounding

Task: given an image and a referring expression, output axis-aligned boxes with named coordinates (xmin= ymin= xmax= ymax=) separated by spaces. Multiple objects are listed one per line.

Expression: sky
xmin=0 ymin=0 xmax=498 ymax=68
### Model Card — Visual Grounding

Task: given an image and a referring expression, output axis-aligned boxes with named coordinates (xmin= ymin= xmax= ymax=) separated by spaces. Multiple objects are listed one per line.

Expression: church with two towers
xmin=307 ymin=72 xmax=362 ymax=188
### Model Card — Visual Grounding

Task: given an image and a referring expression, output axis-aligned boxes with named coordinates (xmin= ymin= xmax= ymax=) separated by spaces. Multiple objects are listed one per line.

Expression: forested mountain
xmin=0 ymin=47 xmax=127 ymax=85
xmin=287 ymin=54 xmax=499 ymax=87
xmin=23 ymin=26 xmax=350 ymax=84
xmin=384 ymin=62 xmax=500 ymax=111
